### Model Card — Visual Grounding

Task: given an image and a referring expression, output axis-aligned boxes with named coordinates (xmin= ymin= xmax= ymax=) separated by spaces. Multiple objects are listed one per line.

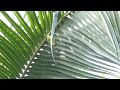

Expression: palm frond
xmin=0 ymin=11 xmax=65 ymax=78
xmin=24 ymin=11 xmax=120 ymax=79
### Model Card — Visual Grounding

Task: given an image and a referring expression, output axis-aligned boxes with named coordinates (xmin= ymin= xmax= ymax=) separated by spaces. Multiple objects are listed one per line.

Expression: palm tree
xmin=0 ymin=11 xmax=120 ymax=79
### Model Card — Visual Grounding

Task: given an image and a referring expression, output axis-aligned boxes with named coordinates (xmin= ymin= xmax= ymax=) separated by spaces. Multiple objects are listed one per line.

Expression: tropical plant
xmin=0 ymin=11 xmax=120 ymax=79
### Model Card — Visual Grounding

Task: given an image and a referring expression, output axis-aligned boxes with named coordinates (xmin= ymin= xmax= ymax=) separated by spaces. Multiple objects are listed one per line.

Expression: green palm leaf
xmin=0 ymin=11 xmax=65 ymax=78
xmin=0 ymin=11 xmax=120 ymax=79
xmin=24 ymin=11 xmax=120 ymax=79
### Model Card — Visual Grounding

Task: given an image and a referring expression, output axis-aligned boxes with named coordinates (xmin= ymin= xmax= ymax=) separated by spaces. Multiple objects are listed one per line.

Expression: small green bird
xmin=47 ymin=35 xmax=56 ymax=46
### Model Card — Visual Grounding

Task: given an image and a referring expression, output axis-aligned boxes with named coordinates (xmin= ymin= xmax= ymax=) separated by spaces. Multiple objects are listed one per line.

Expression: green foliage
xmin=0 ymin=11 xmax=65 ymax=78
xmin=0 ymin=11 xmax=120 ymax=79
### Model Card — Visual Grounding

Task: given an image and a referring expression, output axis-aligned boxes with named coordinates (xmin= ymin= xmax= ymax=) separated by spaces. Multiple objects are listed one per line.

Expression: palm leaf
xmin=24 ymin=11 xmax=120 ymax=79
xmin=0 ymin=11 xmax=120 ymax=79
xmin=0 ymin=11 xmax=65 ymax=79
